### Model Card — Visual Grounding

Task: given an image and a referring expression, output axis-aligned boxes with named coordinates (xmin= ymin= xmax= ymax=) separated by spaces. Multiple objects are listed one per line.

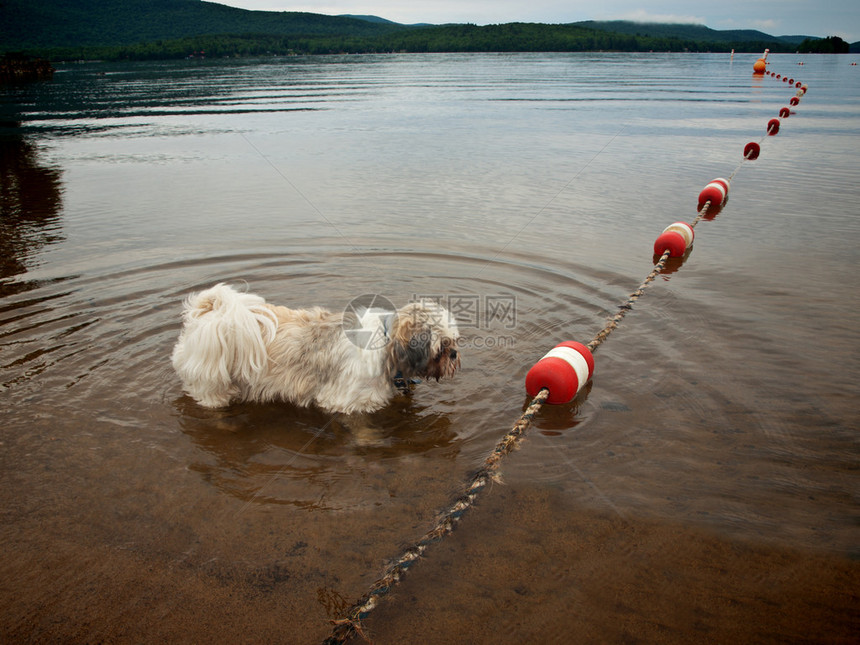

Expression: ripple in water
xmin=2 ymin=55 xmax=858 ymax=581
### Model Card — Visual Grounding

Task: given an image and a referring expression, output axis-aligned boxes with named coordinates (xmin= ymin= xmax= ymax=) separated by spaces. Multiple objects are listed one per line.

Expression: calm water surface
xmin=1 ymin=53 xmax=858 ymax=642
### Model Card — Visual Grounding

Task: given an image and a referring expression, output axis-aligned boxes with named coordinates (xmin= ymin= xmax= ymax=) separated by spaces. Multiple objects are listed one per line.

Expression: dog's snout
xmin=449 ymin=349 xmax=458 ymax=360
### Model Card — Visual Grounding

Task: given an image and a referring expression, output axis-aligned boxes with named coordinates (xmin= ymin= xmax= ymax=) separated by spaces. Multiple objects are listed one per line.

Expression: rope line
xmin=586 ymin=247 xmax=672 ymax=353
xmin=323 ymin=389 xmax=550 ymax=645
xmin=324 ymin=184 xmax=707 ymax=640
xmin=322 ymin=59 xmax=807 ymax=645
xmin=585 ymin=97 xmax=792 ymax=355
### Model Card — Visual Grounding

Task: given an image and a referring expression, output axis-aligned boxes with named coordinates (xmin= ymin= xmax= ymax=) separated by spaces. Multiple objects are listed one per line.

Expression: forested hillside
xmin=41 ymin=23 xmax=799 ymax=61
xmin=577 ymin=21 xmax=807 ymax=45
xmin=0 ymin=0 xmax=406 ymax=49
xmin=2 ymin=0 xmax=849 ymax=60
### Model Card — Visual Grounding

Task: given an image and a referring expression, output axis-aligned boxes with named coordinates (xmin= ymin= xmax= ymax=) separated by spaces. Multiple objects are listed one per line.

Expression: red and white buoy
xmin=525 ymin=341 xmax=595 ymax=404
xmin=697 ymin=177 xmax=730 ymax=212
xmin=654 ymin=221 xmax=695 ymax=257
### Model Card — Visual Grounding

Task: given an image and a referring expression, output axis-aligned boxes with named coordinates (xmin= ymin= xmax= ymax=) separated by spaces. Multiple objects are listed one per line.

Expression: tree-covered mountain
xmin=576 ymin=21 xmax=858 ymax=54
xmin=338 ymin=22 xmax=781 ymax=55
xmin=797 ymin=36 xmax=851 ymax=53
xmin=574 ymin=21 xmax=809 ymax=46
xmin=2 ymin=0 xmax=854 ymax=59
xmin=338 ymin=15 xmax=400 ymax=26
xmin=0 ymin=0 xmax=408 ymax=49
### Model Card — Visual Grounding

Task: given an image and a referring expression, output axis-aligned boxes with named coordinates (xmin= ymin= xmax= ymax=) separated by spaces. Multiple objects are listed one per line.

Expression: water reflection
xmin=174 ymin=394 xmax=461 ymax=510
xmin=652 ymin=252 xmax=691 ymax=274
xmin=529 ymin=381 xmax=592 ymax=433
xmin=0 ymin=132 xmax=64 ymax=295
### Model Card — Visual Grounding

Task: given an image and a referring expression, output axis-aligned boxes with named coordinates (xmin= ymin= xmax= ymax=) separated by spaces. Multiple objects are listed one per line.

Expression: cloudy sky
xmin=215 ymin=0 xmax=860 ymax=42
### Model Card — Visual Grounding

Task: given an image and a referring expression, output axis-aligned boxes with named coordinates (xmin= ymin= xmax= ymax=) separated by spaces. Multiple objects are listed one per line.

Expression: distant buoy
xmin=753 ymin=58 xmax=767 ymax=73
xmin=525 ymin=341 xmax=595 ymax=404
xmin=744 ymin=142 xmax=761 ymax=160
xmin=779 ymin=107 xmax=791 ymax=118
xmin=790 ymin=96 xmax=800 ymax=106
xmin=767 ymin=118 xmax=780 ymax=135
xmin=654 ymin=222 xmax=695 ymax=257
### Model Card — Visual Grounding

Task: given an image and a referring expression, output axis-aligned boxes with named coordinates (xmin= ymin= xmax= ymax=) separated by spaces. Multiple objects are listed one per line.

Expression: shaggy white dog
xmin=172 ymin=283 xmax=460 ymax=414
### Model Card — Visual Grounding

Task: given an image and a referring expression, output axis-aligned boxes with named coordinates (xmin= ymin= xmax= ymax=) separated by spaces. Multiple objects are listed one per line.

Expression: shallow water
xmin=1 ymin=52 xmax=858 ymax=642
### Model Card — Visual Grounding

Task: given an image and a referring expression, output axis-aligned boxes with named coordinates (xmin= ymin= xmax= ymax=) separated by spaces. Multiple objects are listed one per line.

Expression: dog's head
xmin=386 ymin=301 xmax=460 ymax=382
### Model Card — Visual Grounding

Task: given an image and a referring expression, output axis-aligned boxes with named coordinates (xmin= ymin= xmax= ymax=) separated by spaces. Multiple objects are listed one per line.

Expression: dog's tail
xmin=171 ymin=283 xmax=277 ymax=407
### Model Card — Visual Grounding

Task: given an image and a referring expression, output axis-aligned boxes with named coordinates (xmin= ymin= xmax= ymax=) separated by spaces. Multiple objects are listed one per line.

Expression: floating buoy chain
xmin=579 ymin=189 xmax=718 ymax=356
xmin=743 ymin=61 xmax=809 ymax=168
xmin=585 ymin=249 xmax=672 ymax=354
xmin=760 ymin=63 xmax=809 ymax=140
xmin=546 ymin=58 xmax=810 ymax=402
xmin=323 ymin=56 xmax=810 ymax=644
xmin=323 ymin=389 xmax=550 ymax=645
xmin=525 ymin=55 xmax=811 ymax=402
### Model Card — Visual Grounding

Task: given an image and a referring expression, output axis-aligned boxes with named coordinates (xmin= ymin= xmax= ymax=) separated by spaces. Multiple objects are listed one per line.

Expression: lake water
xmin=1 ymin=52 xmax=858 ymax=643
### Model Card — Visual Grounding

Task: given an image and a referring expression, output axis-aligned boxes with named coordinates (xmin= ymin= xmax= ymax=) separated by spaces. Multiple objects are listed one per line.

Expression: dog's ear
xmin=388 ymin=314 xmax=432 ymax=377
